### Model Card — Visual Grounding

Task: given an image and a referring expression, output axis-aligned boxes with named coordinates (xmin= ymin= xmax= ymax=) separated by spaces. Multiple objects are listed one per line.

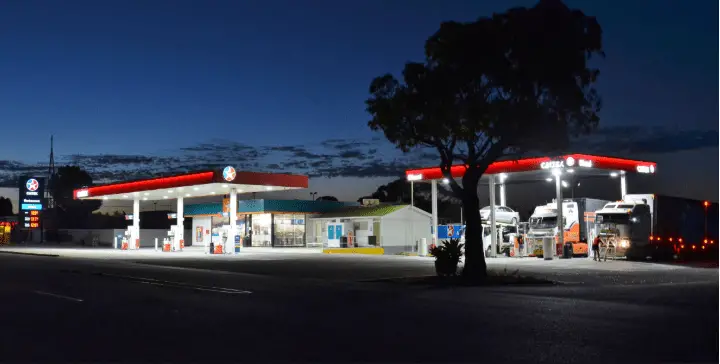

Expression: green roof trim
xmin=184 ymin=203 xmax=222 ymax=216
xmin=312 ymin=204 xmax=408 ymax=219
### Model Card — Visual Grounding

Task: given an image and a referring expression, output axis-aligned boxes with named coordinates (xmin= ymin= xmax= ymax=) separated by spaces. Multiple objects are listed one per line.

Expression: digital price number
xmin=24 ymin=210 xmax=41 ymax=229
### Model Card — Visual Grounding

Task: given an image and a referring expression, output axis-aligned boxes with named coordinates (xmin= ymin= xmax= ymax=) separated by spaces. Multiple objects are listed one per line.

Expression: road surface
xmin=0 ymin=252 xmax=716 ymax=363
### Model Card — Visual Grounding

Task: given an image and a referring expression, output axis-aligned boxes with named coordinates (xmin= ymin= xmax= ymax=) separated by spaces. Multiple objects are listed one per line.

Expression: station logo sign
xmin=406 ymin=173 xmax=423 ymax=181
xmin=222 ymin=166 xmax=236 ymax=182
xmin=636 ymin=165 xmax=655 ymax=174
xmin=540 ymin=160 xmax=565 ymax=169
xmin=540 ymin=156 xmax=594 ymax=170
xmin=17 ymin=176 xmax=46 ymax=229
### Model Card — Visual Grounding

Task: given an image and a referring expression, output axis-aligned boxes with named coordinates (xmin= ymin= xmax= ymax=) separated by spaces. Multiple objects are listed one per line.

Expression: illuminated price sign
xmin=18 ymin=176 xmax=45 ymax=230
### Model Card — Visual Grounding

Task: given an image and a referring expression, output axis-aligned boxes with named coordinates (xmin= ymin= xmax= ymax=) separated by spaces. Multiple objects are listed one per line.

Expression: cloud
xmin=0 ymin=125 xmax=715 ymax=187
xmin=571 ymin=126 xmax=718 ymax=155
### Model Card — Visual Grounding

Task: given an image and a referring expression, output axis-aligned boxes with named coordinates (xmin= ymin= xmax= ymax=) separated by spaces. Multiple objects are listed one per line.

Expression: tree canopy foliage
xmin=51 ymin=166 xmax=102 ymax=228
xmin=316 ymin=195 xmax=339 ymax=202
xmin=359 ymin=178 xmax=463 ymax=222
xmin=0 ymin=197 xmax=13 ymax=216
xmin=365 ymin=0 xmax=603 ymax=279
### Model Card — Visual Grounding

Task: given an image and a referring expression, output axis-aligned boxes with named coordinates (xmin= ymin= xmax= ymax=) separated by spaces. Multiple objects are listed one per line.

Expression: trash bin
xmin=562 ymin=243 xmax=573 ymax=259
xmin=419 ymin=238 xmax=428 ymax=256
xmin=542 ymin=237 xmax=554 ymax=260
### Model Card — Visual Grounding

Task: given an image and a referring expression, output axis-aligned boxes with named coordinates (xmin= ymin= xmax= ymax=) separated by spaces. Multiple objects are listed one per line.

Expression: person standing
xmin=592 ymin=236 xmax=602 ymax=262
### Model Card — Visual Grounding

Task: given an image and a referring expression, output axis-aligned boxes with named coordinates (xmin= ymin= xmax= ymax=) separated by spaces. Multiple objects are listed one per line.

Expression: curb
xmin=0 ymin=250 xmax=60 ymax=257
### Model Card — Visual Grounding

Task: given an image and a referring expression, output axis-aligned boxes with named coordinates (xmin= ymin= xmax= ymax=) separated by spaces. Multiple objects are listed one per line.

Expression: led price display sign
xmin=18 ymin=177 xmax=45 ymax=230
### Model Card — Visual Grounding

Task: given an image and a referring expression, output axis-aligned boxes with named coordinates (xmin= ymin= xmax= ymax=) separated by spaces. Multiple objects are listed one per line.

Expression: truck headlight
xmin=620 ymin=240 xmax=629 ymax=248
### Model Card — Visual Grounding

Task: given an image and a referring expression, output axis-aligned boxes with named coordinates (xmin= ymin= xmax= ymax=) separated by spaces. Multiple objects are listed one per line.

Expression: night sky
xmin=0 ymin=0 xmax=717 ymax=205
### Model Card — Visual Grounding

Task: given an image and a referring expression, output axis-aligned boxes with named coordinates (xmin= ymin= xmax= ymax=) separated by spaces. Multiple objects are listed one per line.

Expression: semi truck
xmin=594 ymin=194 xmax=719 ymax=260
xmin=526 ymin=198 xmax=609 ymax=257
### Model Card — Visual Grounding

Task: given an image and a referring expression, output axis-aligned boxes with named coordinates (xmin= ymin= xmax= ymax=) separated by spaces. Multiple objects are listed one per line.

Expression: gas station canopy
xmin=73 ymin=167 xmax=309 ymax=201
xmin=405 ymin=153 xmax=657 ymax=181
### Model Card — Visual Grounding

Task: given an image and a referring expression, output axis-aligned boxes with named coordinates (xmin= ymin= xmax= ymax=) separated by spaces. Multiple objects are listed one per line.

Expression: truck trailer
xmin=594 ymin=194 xmax=718 ymax=260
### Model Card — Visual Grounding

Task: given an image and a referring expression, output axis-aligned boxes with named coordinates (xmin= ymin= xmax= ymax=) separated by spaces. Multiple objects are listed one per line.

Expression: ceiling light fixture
xmin=122 ymin=195 xmax=128 ymax=198
xmin=163 ymin=196 xmax=168 ymax=199
xmin=144 ymin=192 xmax=149 ymax=196
xmin=168 ymin=190 xmax=174 ymax=193
xmin=185 ymin=193 xmax=190 ymax=197
xmin=265 ymin=186 xmax=273 ymax=191
xmin=222 ymin=184 xmax=229 ymax=188
xmin=193 ymin=187 xmax=199 ymax=191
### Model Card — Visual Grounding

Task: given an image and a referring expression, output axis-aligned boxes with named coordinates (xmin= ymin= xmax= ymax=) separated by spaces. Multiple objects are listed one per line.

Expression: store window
xmin=273 ymin=214 xmax=306 ymax=247
xmin=210 ymin=215 xmax=229 ymax=244
xmin=251 ymin=214 xmax=272 ymax=247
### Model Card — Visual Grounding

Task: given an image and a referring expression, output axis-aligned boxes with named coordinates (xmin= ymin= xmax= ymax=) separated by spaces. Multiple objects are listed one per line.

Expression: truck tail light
xmin=692 ymin=245 xmax=696 ymax=250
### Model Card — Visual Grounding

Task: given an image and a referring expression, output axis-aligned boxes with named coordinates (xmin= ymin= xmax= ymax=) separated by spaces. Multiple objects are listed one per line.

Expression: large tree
xmin=366 ymin=0 xmax=603 ymax=279
xmin=50 ymin=166 xmax=102 ymax=228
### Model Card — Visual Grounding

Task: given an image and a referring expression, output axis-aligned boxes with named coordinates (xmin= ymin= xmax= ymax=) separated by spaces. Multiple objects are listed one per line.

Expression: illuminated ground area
xmin=0 ymin=245 xmax=715 ymax=286
xmin=0 ymin=250 xmax=715 ymax=363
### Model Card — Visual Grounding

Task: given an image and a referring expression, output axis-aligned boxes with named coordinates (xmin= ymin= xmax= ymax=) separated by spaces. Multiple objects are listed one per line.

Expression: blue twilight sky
xmin=0 ymin=0 xmax=717 ymax=203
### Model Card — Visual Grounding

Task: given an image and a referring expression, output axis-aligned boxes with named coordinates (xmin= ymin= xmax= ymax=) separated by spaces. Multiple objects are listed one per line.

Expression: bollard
xmin=155 ymin=238 xmax=158 ymax=251
xmin=542 ymin=237 xmax=554 ymax=261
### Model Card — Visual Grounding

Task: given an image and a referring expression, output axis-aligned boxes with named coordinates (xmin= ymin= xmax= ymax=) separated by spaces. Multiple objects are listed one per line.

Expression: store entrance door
xmin=327 ymin=223 xmax=343 ymax=247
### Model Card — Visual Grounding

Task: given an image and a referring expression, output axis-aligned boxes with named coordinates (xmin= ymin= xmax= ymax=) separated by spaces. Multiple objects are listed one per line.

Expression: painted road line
xmin=33 ymin=290 xmax=84 ymax=302
xmin=96 ymin=272 xmax=252 ymax=294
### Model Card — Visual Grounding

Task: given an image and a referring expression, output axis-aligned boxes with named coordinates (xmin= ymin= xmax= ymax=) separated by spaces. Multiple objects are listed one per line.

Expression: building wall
xmin=192 ymin=216 xmax=212 ymax=247
xmin=25 ymin=228 xmax=191 ymax=248
xmin=380 ymin=206 xmax=433 ymax=255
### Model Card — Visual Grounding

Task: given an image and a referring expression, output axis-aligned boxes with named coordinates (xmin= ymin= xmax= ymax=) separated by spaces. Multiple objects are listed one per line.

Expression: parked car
xmin=479 ymin=206 xmax=520 ymax=225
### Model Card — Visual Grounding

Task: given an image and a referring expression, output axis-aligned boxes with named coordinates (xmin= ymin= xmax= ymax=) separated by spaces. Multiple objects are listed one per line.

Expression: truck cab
xmin=594 ymin=199 xmax=653 ymax=259
xmin=526 ymin=200 xmax=586 ymax=256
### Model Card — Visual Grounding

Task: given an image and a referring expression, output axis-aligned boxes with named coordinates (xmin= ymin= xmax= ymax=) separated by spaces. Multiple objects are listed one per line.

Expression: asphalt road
xmin=0 ymin=253 xmax=716 ymax=363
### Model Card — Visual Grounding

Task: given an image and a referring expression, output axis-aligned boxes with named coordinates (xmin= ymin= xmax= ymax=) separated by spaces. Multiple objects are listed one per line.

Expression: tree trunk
xmin=461 ymin=174 xmax=487 ymax=281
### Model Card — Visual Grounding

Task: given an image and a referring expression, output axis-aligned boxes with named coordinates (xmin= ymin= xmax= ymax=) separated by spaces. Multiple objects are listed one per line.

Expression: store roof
xmin=73 ymin=167 xmax=308 ymax=201
xmin=184 ymin=199 xmax=359 ymax=217
xmin=310 ymin=204 xmax=410 ymax=219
